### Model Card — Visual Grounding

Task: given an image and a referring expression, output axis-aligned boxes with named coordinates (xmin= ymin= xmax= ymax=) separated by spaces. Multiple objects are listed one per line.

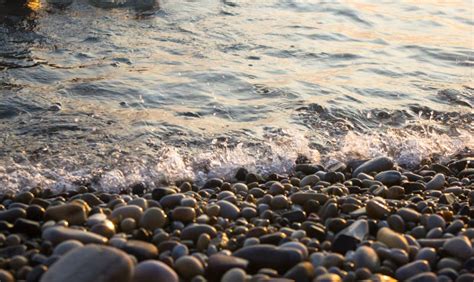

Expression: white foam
xmin=0 ymin=127 xmax=471 ymax=193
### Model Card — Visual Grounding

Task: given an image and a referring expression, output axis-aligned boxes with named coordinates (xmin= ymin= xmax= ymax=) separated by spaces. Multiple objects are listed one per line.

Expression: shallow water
xmin=0 ymin=0 xmax=473 ymax=191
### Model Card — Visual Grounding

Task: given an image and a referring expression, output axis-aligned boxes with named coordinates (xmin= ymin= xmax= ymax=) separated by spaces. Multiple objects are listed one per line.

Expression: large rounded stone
xmin=442 ymin=236 xmax=472 ymax=260
xmin=216 ymin=200 xmax=240 ymax=219
xmin=181 ymin=224 xmax=217 ymax=242
xmin=45 ymin=203 xmax=87 ymax=226
xmin=121 ymin=240 xmax=158 ymax=261
xmin=425 ymin=173 xmax=445 ymax=190
xmin=395 ymin=260 xmax=430 ymax=281
xmin=40 ymin=245 xmax=133 ymax=282
xmin=352 ymin=157 xmax=394 ymax=177
xmin=376 ymin=227 xmax=409 ymax=251
xmin=353 ymin=246 xmax=379 ymax=272
xmin=366 ymin=200 xmax=390 ymax=219
xmin=110 ymin=205 xmax=143 ymax=222
xmin=375 ymin=170 xmax=402 ymax=186
xmin=233 ymin=244 xmax=303 ymax=273
xmin=221 ymin=268 xmax=247 ymax=282
xmin=139 ymin=207 xmax=167 ymax=231
xmin=207 ymin=254 xmax=248 ymax=281
xmin=174 ymin=255 xmax=204 ymax=279
xmin=132 ymin=260 xmax=178 ymax=282
xmin=42 ymin=226 xmax=107 ymax=245
xmin=0 ymin=208 xmax=26 ymax=223
xmin=172 ymin=207 xmax=196 ymax=222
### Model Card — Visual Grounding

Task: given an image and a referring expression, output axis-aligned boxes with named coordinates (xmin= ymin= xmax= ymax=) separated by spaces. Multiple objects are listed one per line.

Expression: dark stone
xmin=295 ymin=164 xmax=322 ymax=175
xmin=26 ymin=205 xmax=45 ymax=221
xmin=151 ymin=188 xmax=175 ymax=201
xmin=284 ymin=262 xmax=314 ymax=282
xmin=0 ymin=208 xmax=26 ymax=223
xmin=206 ymin=254 xmax=248 ymax=281
xmin=282 ymin=210 xmax=306 ymax=223
xmin=131 ymin=182 xmax=147 ymax=195
xmin=121 ymin=240 xmax=158 ymax=261
xmin=235 ymin=168 xmax=248 ymax=181
xmin=0 ymin=245 xmax=27 ymax=258
xmin=233 ymin=244 xmax=303 ymax=274
xmin=13 ymin=218 xmax=41 ymax=237
xmin=26 ymin=264 xmax=47 ymax=282
xmin=332 ymin=219 xmax=369 ymax=254
xmin=352 ymin=157 xmax=394 ymax=178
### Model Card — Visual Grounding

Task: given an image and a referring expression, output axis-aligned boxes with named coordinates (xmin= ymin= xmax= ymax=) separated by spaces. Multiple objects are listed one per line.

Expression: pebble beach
xmin=0 ymin=155 xmax=473 ymax=282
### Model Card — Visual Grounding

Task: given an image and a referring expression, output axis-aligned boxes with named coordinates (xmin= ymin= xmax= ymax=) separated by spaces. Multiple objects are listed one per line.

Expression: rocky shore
xmin=0 ymin=156 xmax=473 ymax=282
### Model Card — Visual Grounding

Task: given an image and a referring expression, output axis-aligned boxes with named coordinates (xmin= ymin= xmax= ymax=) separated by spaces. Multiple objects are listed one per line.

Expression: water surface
xmin=0 ymin=0 xmax=472 ymax=191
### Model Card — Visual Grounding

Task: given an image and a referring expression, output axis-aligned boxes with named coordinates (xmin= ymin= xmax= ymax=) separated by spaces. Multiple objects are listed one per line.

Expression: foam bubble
xmin=0 ymin=126 xmax=471 ymax=193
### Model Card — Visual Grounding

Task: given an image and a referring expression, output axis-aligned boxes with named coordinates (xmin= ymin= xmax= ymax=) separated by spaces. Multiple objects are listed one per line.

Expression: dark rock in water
xmin=374 ymin=170 xmax=402 ymax=186
xmin=235 ymin=167 xmax=248 ymax=181
xmin=203 ymin=178 xmax=224 ymax=189
xmin=295 ymin=164 xmax=323 ymax=175
xmin=46 ymin=0 xmax=74 ymax=8
xmin=40 ymin=245 xmax=133 ymax=282
xmin=151 ymin=187 xmax=176 ymax=201
xmin=395 ymin=260 xmax=430 ymax=281
xmin=121 ymin=240 xmax=158 ymax=261
xmin=332 ymin=219 xmax=369 ymax=254
xmin=131 ymin=182 xmax=147 ymax=195
xmin=352 ymin=157 xmax=394 ymax=178
xmin=207 ymin=254 xmax=248 ymax=281
xmin=132 ymin=260 xmax=179 ymax=282
xmin=233 ymin=244 xmax=303 ymax=274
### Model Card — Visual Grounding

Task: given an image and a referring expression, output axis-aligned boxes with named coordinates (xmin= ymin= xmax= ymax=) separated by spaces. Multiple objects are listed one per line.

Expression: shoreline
xmin=0 ymin=155 xmax=473 ymax=281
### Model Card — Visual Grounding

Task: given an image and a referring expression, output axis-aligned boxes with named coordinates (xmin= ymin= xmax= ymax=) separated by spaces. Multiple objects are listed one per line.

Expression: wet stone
xmin=376 ymin=227 xmax=409 ymax=251
xmin=332 ymin=219 xmax=369 ymax=254
xmin=375 ymin=170 xmax=402 ymax=186
xmin=174 ymin=255 xmax=204 ymax=279
xmin=352 ymin=157 xmax=394 ymax=178
xmin=442 ymin=236 xmax=472 ymax=260
xmin=234 ymin=244 xmax=303 ymax=274
xmin=395 ymin=260 xmax=430 ymax=281
xmin=221 ymin=268 xmax=247 ymax=282
xmin=121 ymin=240 xmax=158 ymax=261
xmin=207 ymin=254 xmax=248 ymax=281
xmin=42 ymin=226 xmax=108 ymax=245
xmin=425 ymin=173 xmax=445 ymax=190
xmin=40 ymin=245 xmax=133 ymax=282
xmin=45 ymin=203 xmax=87 ymax=226
xmin=132 ymin=260 xmax=179 ymax=282
xmin=353 ymin=246 xmax=380 ymax=272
